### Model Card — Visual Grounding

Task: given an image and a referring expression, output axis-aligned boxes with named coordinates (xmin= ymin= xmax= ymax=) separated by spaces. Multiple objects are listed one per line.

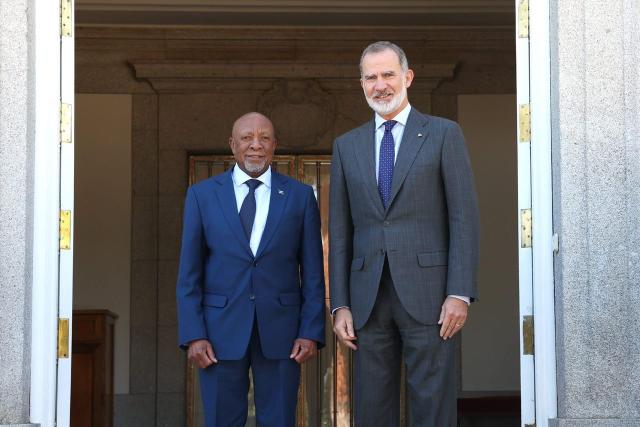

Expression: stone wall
xmin=0 ymin=0 xmax=34 ymax=425
xmin=550 ymin=0 xmax=640 ymax=425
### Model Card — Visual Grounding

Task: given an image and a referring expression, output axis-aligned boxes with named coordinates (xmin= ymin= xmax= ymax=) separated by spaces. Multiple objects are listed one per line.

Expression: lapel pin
xmin=418 ymin=133 xmax=423 ymax=137
xmin=278 ymin=189 xmax=285 ymax=195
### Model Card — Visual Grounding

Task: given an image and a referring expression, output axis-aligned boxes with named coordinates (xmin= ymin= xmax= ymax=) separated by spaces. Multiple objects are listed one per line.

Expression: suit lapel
xmin=353 ymin=120 xmax=385 ymax=216
xmin=255 ymin=171 xmax=290 ymax=258
xmin=387 ymin=109 xmax=429 ymax=211
xmin=214 ymin=170 xmax=253 ymax=257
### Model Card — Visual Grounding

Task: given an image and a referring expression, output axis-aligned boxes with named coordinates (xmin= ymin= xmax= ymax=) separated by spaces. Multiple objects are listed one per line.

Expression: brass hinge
xmin=60 ymin=210 xmax=71 ymax=250
xmin=60 ymin=103 xmax=72 ymax=144
xmin=60 ymin=0 xmax=72 ymax=37
xmin=523 ymin=315 xmax=534 ymax=355
xmin=520 ymin=208 xmax=532 ymax=248
xmin=58 ymin=318 xmax=69 ymax=358
xmin=519 ymin=104 xmax=531 ymax=143
xmin=518 ymin=0 xmax=529 ymax=38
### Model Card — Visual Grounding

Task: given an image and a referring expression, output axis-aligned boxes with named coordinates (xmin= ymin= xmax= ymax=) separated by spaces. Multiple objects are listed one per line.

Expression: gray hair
xmin=359 ymin=41 xmax=409 ymax=76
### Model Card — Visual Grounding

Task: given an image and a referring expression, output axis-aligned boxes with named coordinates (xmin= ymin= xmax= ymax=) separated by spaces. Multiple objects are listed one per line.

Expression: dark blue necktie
xmin=378 ymin=120 xmax=397 ymax=209
xmin=239 ymin=179 xmax=262 ymax=241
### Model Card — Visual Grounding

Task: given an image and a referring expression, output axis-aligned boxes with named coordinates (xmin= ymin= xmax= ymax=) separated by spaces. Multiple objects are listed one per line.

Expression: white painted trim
xmin=56 ymin=0 xmax=76 ymax=425
xmin=30 ymin=1 xmax=62 ymax=426
xmin=515 ymin=0 xmax=535 ymax=425
xmin=529 ymin=0 xmax=558 ymax=425
xmin=514 ymin=0 xmax=536 ymax=427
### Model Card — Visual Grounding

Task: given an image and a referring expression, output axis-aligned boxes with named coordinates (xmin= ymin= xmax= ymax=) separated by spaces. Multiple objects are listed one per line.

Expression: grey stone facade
xmin=0 ymin=0 xmax=34 ymax=425
xmin=551 ymin=0 xmax=640 ymax=425
xmin=1 ymin=1 xmax=639 ymax=425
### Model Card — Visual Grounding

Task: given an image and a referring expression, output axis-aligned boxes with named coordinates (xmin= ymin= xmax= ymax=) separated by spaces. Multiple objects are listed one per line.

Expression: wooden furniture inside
xmin=71 ymin=310 xmax=118 ymax=427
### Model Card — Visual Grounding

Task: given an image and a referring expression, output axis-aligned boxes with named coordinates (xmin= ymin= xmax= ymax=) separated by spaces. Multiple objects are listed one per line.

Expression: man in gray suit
xmin=329 ymin=41 xmax=479 ymax=426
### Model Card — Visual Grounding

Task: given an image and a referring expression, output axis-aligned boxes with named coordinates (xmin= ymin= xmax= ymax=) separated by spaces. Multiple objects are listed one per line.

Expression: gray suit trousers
xmin=354 ymin=261 xmax=456 ymax=427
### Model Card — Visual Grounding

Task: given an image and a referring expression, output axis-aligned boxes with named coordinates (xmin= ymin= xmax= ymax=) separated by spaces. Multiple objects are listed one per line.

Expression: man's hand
xmin=438 ymin=297 xmax=468 ymax=340
xmin=188 ymin=339 xmax=217 ymax=368
xmin=332 ymin=308 xmax=358 ymax=350
xmin=290 ymin=338 xmax=317 ymax=364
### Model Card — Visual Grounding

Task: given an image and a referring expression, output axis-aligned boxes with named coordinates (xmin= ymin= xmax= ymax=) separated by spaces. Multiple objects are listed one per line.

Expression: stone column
xmin=550 ymin=0 xmax=640 ymax=425
xmin=0 ymin=0 xmax=35 ymax=426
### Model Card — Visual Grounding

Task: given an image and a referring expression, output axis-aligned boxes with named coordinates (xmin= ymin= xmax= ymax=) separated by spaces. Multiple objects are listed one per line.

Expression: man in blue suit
xmin=176 ymin=112 xmax=325 ymax=427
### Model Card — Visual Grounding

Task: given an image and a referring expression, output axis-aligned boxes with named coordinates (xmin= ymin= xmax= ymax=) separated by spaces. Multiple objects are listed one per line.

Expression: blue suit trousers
xmin=198 ymin=318 xmax=300 ymax=427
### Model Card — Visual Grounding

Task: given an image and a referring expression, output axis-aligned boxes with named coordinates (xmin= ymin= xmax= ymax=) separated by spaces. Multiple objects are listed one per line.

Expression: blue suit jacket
xmin=176 ymin=169 xmax=325 ymax=360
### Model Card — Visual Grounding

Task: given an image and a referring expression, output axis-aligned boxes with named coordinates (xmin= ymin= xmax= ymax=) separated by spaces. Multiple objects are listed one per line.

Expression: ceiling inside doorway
xmin=76 ymin=0 xmax=514 ymax=27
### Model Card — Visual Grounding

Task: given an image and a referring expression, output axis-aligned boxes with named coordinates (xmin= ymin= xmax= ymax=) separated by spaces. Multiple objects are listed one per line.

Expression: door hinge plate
xmin=60 ymin=210 xmax=71 ymax=250
xmin=521 ymin=208 xmax=532 ymax=248
xmin=519 ymin=0 xmax=529 ymax=38
xmin=58 ymin=318 xmax=69 ymax=358
xmin=60 ymin=103 xmax=72 ymax=144
xmin=523 ymin=315 xmax=534 ymax=355
xmin=519 ymin=104 xmax=531 ymax=143
xmin=60 ymin=0 xmax=72 ymax=37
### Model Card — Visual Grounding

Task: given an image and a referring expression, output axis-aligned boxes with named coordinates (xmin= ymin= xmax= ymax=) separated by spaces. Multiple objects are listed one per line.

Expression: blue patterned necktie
xmin=239 ymin=179 xmax=262 ymax=241
xmin=378 ymin=120 xmax=397 ymax=209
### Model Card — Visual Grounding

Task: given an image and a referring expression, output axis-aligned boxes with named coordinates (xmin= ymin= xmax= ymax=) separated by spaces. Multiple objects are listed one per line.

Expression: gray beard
xmin=365 ymin=85 xmax=407 ymax=117
xmin=243 ymin=159 xmax=267 ymax=174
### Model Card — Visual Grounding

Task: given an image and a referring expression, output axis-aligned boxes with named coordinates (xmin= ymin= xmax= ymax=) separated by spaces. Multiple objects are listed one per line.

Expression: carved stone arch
xmin=257 ymin=79 xmax=336 ymax=149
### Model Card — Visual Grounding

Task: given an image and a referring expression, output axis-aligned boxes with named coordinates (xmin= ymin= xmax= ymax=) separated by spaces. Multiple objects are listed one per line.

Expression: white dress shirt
xmin=232 ymin=165 xmax=271 ymax=256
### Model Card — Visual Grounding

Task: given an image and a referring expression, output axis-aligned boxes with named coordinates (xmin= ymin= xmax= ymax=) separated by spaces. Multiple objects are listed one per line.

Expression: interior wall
xmin=458 ymin=94 xmax=519 ymax=393
xmin=73 ymin=25 xmax=515 ymax=424
xmin=74 ymin=93 xmax=132 ymax=394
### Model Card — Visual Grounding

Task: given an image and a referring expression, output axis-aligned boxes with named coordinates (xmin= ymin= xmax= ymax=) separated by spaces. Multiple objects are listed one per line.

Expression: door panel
xmin=297 ymin=157 xmax=353 ymax=427
xmin=57 ymin=1 xmax=76 ymax=426
xmin=515 ymin=0 xmax=536 ymax=425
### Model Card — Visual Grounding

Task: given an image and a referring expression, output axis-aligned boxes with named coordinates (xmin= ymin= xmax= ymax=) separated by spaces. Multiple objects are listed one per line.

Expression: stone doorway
xmin=73 ymin=20 xmax=518 ymax=426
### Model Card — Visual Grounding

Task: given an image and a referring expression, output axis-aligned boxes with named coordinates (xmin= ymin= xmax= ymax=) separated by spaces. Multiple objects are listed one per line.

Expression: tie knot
xmin=384 ymin=120 xmax=397 ymax=132
xmin=245 ymin=179 xmax=262 ymax=192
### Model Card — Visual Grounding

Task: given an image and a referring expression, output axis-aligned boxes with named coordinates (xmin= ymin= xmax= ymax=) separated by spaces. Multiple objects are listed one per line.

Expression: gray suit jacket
xmin=329 ymin=108 xmax=479 ymax=329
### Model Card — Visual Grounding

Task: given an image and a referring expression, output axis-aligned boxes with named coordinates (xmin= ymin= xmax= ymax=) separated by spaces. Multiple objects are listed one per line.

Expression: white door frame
xmin=26 ymin=1 xmax=555 ymax=425
xmin=529 ymin=0 xmax=557 ymax=425
xmin=516 ymin=0 xmax=535 ymax=421
xmin=517 ymin=0 xmax=557 ymax=426
xmin=57 ymin=0 xmax=76 ymax=422
xmin=30 ymin=1 xmax=75 ymax=426
xmin=30 ymin=0 xmax=62 ymax=425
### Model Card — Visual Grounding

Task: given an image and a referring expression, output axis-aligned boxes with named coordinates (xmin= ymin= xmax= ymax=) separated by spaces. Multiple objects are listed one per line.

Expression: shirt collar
xmin=375 ymin=103 xmax=412 ymax=130
xmin=232 ymin=164 xmax=272 ymax=189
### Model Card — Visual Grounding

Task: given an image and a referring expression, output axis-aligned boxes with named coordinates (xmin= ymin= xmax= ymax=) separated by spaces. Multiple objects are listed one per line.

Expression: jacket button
xmin=249 ymin=294 xmax=255 ymax=301
xmin=383 ymin=221 xmax=390 ymax=227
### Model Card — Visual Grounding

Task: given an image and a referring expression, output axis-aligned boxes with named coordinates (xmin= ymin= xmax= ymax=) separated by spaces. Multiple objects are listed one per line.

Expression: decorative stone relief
xmin=257 ymin=80 xmax=336 ymax=149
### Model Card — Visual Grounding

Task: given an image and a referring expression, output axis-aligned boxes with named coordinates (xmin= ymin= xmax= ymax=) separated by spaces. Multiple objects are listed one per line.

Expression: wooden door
xmin=186 ymin=154 xmax=352 ymax=427
xmin=295 ymin=156 xmax=352 ymax=427
xmin=70 ymin=310 xmax=117 ymax=427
